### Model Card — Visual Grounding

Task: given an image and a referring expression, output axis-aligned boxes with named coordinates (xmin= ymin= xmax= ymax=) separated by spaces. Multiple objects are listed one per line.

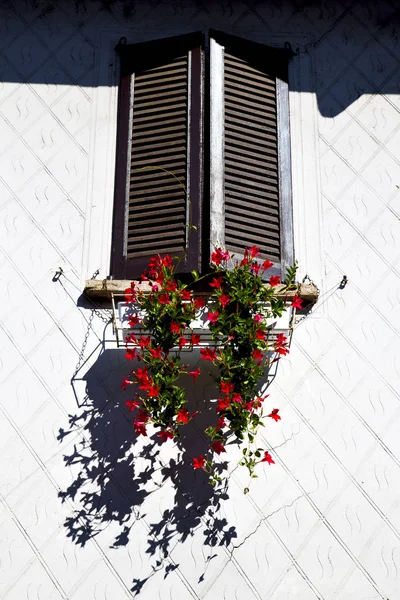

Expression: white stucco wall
xmin=1 ymin=1 xmax=400 ymax=599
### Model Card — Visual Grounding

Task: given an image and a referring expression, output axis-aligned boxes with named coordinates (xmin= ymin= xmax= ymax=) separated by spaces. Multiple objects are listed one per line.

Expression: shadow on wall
xmin=0 ymin=0 xmax=399 ymax=117
xmin=58 ymin=345 xmax=241 ymax=594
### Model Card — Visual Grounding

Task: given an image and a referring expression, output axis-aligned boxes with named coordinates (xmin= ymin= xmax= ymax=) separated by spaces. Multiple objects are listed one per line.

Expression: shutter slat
xmin=224 ymin=49 xmax=280 ymax=261
xmin=127 ymin=54 xmax=188 ymax=260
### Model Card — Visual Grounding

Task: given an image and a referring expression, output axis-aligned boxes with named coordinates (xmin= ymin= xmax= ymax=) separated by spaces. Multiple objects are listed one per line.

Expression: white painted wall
xmin=0 ymin=1 xmax=400 ymax=599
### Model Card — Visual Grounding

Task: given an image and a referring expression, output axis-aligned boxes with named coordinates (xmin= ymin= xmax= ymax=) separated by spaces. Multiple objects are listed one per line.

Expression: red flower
xmin=188 ymin=368 xmax=201 ymax=382
xmin=216 ymin=416 xmax=226 ymax=430
xmin=146 ymin=384 xmax=160 ymax=397
xmin=269 ymin=275 xmax=280 ymax=287
xmin=292 ymin=294 xmax=303 ymax=310
xmin=250 ymin=262 xmax=261 ymax=275
xmin=253 ymin=349 xmax=263 ymax=364
xmin=263 ymin=260 xmax=273 ymax=271
xmin=207 ymin=311 xmax=219 ymax=324
xmin=135 ymin=367 xmax=149 ymax=383
xmin=232 ymin=393 xmax=242 ymax=403
xmin=126 ymin=399 xmax=139 ymax=412
xmin=255 ymin=329 xmax=266 ymax=340
xmin=139 ymin=336 xmax=151 ymax=348
xmin=268 ymin=408 xmax=281 ymax=422
xmin=137 ymin=409 xmax=149 ymax=423
xmin=124 ymin=287 xmax=136 ymax=302
xmin=179 ymin=335 xmax=187 ymax=348
xmin=261 ymin=451 xmax=275 ymax=465
xmin=274 ymin=334 xmax=289 ymax=356
xmin=181 ymin=289 xmax=192 ymax=301
xmin=125 ymin=348 xmax=138 ymax=361
xmin=158 ymin=294 xmax=170 ymax=305
xmin=200 ymin=347 xmax=217 ymax=362
xmin=121 ymin=377 xmax=131 ymax=391
xmin=158 ymin=430 xmax=174 ymax=442
xmin=193 ymin=455 xmax=205 ymax=469
xmin=170 ymin=322 xmax=181 ymax=334
xmin=191 ymin=333 xmax=200 ymax=346
xmin=220 ymin=381 xmax=234 ymax=396
xmin=125 ymin=333 xmax=138 ymax=345
xmin=209 ymin=276 xmax=223 ymax=289
xmin=194 ymin=297 xmax=206 ymax=309
xmin=219 ymin=294 xmax=231 ymax=308
xmin=211 ymin=248 xmax=230 ymax=265
xmin=150 ymin=347 xmax=163 ymax=359
xmin=133 ymin=421 xmax=147 ymax=436
xmin=240 ymin=257 xmax=249 ymax=267
xmin=247 ymin=245 xmax=260 ymax=258
xmin=128 ymin=315 xmax=140 ymax=327
xmin=276 ymin=333 xmax=287 ymax=345
xmin=216 ymin=397 xmax=231 ymax=412
xmin=211 ymin=440 xmax=226 ymax=455
xmin=165 ymin=279 xmax=177 ymax=292
xmin=253 ymin=314 xmax=263 ymax=324
xmin=177 ymin=408 xmax=191 ymax=424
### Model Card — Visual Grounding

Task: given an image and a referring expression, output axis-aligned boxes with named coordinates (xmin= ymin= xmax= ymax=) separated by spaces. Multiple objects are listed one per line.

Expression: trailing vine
xmin=121 ymin=246 xmax=301 ymax=488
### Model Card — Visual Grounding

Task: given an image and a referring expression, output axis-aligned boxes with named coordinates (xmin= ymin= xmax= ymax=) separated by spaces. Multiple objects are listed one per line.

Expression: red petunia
xmin=179 ymin=335 xmax=187 ymax=348
xmin=261 ymin=451 xmax=275 ymax=465
xmin=158 ymin=430 xmax=174 ymax=442
xmin=150 ymin=347 xmax=163 ymax=359
xmin=181 ymin=289 xmax=192 ymax=301
xmin=176 ymin=407 xmax=191 ymax=424
xmin=126 ymin=399 xmax=139 ymax=412
xmin=193 ymin=455 xmax=205 ymax=469
xmin=255 ymin=329 xmax=266 ymax=340
xmin=207 ymin=311 xmax=219 ymax=324
xmin=128 ymin=315 xmax=140 ymax=327
xmin=158 ymin=294 xmax=170 ymax=305
xmin=124 ymin=287 xmax=136 ymax=302
xmin=200 ymin=347 xmax=217 ymax=362
xmin=211 ymin=247 xmax=230 ymax=265
xmin=216 ymin=416 xmax=226 ymax=430
xmin=250 ymin=262 xmax=261 ymax=276
xmin=139 ymin=336 xmax=151 ymax=348
xmin=269 ymin=275 xmax=280 ymax=287
xmin=220 ymin=381 xmax=234 ymax=396
xmin=194 ymin=297 xmax=206 ymax=309
xmin=276 ymin=333 xmax=287 ymax=345
xmin=253 ymin=349 xmax=263 ymax=364
xmin=170 ymin=322 xmax=181 ymax=334
xmin=125 ymin=348 xmax=138 ymax=361
xmin=247 ymin=245 xmax=261 ymax=258
xmin=146 ymin=384 xmax=160 ymax=397
xmin=125 ymin=333 xmax=138 ymax=345
xmin=188 ymin=368 xmax=201 ymax=382
xmin=232 ymin=393 xmax=242 ymax=403
xmin=263 ymin=260 xmax=273 ymax=271
xmin=165 ymin=280 xmax=177 ymax=292
xmin=191 ymin=333 xmax=200 ymax=346
xmin=219 ymin=294 xmax=231 ymax=308
xmin=292 ymin=294 xmax=303 ymax=310
xmin=211 ymin=440 xmax=226 ymax=455
xmin=133 ymin=421 xmax=147 ymax=436
xmin=121 ymin=377 xmax=131 ymax=391
xmin=268 ymin=408 xmax=281 ymax=422
xmin=209 ymin=276 xmax=224 ymax=289
xmin=253 ymin=314 xmax=263 ymax=324
xmin=216 ymin=397 xmax=231 ymax=412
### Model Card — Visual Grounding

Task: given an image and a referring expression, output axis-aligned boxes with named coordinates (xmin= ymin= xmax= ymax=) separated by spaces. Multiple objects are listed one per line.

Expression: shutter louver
xmin=224 ymin=51 xmax=281 ymax=262
xmin=127 ymin=56 xmax=188 ymax=259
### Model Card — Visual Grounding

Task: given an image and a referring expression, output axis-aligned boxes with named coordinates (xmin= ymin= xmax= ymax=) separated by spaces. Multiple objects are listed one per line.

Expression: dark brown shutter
xmin=112 ymin=34 xmax=203 ymax=279
xmin=209 ymin=31 xmax=294 ymax=278
xmin=224 ymin=50 xmax=281 ymax=263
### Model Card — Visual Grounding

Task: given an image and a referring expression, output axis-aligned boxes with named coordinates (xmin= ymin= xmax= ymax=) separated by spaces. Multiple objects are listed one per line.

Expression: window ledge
xmin=84 ymin=280 xmax=319 ymax=304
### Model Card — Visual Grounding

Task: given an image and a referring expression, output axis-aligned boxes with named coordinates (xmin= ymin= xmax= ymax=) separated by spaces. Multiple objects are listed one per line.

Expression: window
xmin=111 ymin=31 xmax=294 ymax=280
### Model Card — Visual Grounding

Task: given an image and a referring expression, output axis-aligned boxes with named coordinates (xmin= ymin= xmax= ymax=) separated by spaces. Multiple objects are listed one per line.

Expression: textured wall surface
xmin=1 ymin=1 xmax=400 ymax=598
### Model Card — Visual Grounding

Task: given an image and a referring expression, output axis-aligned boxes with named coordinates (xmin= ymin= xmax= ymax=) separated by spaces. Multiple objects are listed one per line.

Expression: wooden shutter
xmin=210 ymin=31 xmax=294 ymax=278
xmin=112 ymin=33 xmax=203 ymax=279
